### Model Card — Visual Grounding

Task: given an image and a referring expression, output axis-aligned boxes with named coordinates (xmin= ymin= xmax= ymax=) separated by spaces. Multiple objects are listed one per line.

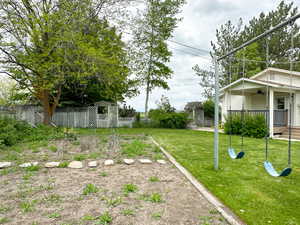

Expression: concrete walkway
xmin=192 ymin=127 xmax=225 ymax=133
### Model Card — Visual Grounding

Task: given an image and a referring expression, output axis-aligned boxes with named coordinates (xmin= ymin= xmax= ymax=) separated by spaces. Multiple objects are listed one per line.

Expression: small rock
xmin=88 ymin=161 xmax=98 ymax=168
xmin=19 ymin=163 xmax=32 ymax=168
xmin=123 ymin=159 xmax=135 ymax=165
xmin=32 ymin=162 xmax=39 ymax=166
xmin=68 ymin=161 xmax=83 ymax=169
xmin=157 ymin=159 xmax=167 ymax=164
xmin=104 ymin=160 xmax=114 ymax=166
xmin=0 ymin=162 xmax=12 ymax=169
xmin=45 ymin=162 xmax=60 ymax=168
xmin=139 ymin=159 xmax=152 ymax=164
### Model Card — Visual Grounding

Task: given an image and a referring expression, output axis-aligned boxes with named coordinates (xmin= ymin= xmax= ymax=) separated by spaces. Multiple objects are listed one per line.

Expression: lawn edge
xmin=151 ymin=137 xmax=247 ymax=225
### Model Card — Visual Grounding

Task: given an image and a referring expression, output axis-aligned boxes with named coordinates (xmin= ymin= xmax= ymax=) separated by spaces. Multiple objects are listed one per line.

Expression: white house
xmin=220 ymin=67 xmax=300 ymax=138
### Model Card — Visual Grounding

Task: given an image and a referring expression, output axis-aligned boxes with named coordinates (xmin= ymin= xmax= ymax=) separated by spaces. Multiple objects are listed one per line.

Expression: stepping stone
xmin=45 ymin=162 xmax=60 ymax=168
xmin=104 ymin=160 xmax=114 ymax=166
xmin=123 ymin=159 xmax=135 ymax=165
xmin=157 ymin=159 xmax=167 ymax=164
xmin=68 ymin=161 xmax=83 ymax=169
xmin=0 ymin=162 xmax=12 ymax=169
xmin=139 ymin=159 xmax=152 ymax=164
xmin=88 ymin=161 xmax=98 ymax=168
xmin=19 ymin=162 xmax=34 ymax=168
xmin=19 ymin=162 xmax=39 ymax=168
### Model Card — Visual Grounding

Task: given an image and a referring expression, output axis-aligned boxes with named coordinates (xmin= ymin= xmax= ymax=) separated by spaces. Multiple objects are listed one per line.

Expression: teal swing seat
xmin=263 ymin=161 xmax=292 ymax=177
xmin=228 ymin=148 xmax=245 ymax=159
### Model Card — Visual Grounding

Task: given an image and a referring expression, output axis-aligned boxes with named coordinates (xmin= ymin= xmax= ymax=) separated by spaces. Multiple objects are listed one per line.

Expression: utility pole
xmin=214 ymin=57 xmax=219 ymax=170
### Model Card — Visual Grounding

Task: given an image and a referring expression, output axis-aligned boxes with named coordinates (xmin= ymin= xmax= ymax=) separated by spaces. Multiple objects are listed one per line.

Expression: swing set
xmin=213 ymin=13 xmax=300 ymax=177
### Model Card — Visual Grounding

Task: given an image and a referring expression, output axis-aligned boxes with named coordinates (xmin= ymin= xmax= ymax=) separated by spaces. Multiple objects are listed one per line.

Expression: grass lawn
xmin=114 ymin=128 xmax=300 ymax=225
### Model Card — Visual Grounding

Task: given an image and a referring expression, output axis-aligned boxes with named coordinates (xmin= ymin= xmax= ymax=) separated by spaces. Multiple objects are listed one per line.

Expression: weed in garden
xmin=48 ymin=212 xmax=61 ymax=219
xmin=149 ymin=176 xmax=160 ymax=182
xmin=121 ymin=140 xmax=146 ymax=157
xmin=83 ymin=184 xmax=99 ymax=195
xmin=72 ymin=141 xmax=81 ymax=146
xmin=43 ymin=194 xmax=62 ymax=203
xmin=95 ymin=211 xmax=112 ymax=225
xmin=103 ymin=196 xmax=122 ymax=207
xmin=49 ymin=146 xmax=58 ymax=152
xmin=199 ymin=216 xmax=213 ymax=225
xmin=20 ymin=200 xmax=37 ymax=213
xmin=22 ymin=172 xmax=33 ymax=181
xmin=32 ymin=149 xmax=40 ymax=153
xmin=123 ymin=184 xmax=138 ymax=196
xmin=89 ymin=152 xmax=102 ymax=159
xmin=209 ymin=209 xmax=219 ymax=215
xmin=25 ymin=165 xmax=40 ymax=172
xmin=140 ymin=193 xmax=163 ymax=203
xmin=152 ymin=212 xmax=162 ymax=219
xmin=121 ymin=209 xmax=135 ymax=216
xmin=0 ymin=217 xmax=10 ymax=224
xmin=73 ymin=154 xmax=87 ymax=161
xmin=81 ymin=215 xmax=95 ymax=221
xmin=0 ymin=206 xmax=10 ymax=214
xmin=58 ymin=161 xmax=69 ymax=168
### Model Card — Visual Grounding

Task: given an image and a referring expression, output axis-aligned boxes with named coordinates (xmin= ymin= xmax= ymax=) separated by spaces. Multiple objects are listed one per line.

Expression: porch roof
xmin=220 ymin=78 xmax=300 ymax=93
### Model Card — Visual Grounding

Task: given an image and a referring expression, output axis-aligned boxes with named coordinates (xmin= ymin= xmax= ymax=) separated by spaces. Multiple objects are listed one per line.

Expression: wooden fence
xmin=0 ymin=105 xmax=135 ymax=128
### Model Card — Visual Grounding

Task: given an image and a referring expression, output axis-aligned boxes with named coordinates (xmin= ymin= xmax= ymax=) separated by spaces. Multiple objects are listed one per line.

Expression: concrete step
xmin=279 ymin=135 xmax=300 ymax=140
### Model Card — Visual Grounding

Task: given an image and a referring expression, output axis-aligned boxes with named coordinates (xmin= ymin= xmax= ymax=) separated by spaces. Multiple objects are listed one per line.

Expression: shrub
xmin=224 ymin=114 xmax=267 ymax=138
xmin=0 ymin=117 xmax=32 ymax=146
xmin=149 ymin=109 xmax=189 ymax=129
xmin=0 ymin=117 xmax=65 ymax=147
xmin=203 ymin=99 xmax=215 ymax=118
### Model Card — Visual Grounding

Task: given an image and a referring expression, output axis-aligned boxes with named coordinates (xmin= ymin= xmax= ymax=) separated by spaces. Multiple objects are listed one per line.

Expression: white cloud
xmin=126 ymin=0 xmax=300 ymax=112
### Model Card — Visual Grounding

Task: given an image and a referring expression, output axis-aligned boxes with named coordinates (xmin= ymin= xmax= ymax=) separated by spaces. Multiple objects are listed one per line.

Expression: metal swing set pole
xmin=213 ymin=13 xmax=300 ymax=170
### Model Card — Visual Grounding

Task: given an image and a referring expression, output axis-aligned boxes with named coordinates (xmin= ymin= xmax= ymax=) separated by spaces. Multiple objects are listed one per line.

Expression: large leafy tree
xmin=132 ymin=0 xmax=185 ymax=117
xmin=194 ymin=1 xmax=300 ymax=99
xmin=0 ymin=0 xmax=134 ymax=124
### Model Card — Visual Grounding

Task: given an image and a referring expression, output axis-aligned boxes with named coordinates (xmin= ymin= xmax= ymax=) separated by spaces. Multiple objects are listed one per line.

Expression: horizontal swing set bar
xmin=217 ymin=13 xmax=300 ymax=61
xmin=213 ymin=13 xmax=300 ymax=170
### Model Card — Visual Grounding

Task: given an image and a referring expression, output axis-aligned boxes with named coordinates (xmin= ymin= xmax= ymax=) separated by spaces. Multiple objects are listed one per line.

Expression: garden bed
xmin=0 ymin=131 xmax=227 ymax=225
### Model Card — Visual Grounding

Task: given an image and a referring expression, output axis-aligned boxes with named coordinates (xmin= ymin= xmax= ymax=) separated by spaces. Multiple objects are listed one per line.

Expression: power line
xmin=170 ymin=47 xmax=212 ymax=61
xmin=167 ymin=40 xmax=211 ymax=54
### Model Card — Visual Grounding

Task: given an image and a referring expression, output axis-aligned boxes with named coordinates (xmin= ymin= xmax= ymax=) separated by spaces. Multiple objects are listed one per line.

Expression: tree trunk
xmin=41 ymin=90 xmax=52 ymax=125
xmin=40 ymin=88 xmax=61 ymax=126
xmin=145 ymin=80 xmax=150 ymax=118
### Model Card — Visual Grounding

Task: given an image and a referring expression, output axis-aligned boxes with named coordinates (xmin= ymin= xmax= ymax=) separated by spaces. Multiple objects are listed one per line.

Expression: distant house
xmin=220 ymin=67 xmax=300 ymax=137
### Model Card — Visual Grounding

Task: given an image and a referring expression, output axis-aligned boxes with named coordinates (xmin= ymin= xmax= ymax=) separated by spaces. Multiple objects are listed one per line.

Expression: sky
xmin=126 ymin=0 xmax=300 ymax=112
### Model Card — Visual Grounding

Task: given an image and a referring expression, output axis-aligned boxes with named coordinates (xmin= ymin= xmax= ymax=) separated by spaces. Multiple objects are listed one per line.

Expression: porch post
xmin=269 ymin=88 xmax=274 ymax=138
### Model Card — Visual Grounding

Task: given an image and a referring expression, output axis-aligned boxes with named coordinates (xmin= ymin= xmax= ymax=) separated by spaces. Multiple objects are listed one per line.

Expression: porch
xmin=221 ymin=80 xmax=297 ymax=137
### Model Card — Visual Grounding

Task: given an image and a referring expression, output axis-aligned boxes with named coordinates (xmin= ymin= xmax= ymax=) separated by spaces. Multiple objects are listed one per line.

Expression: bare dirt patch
xmin=0 ymin=134 xmax=228 ymax=225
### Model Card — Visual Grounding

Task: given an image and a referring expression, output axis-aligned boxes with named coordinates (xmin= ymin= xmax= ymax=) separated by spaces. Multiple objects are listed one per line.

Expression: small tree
xmin=132 ymin=0 xmax=185 ymax=117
